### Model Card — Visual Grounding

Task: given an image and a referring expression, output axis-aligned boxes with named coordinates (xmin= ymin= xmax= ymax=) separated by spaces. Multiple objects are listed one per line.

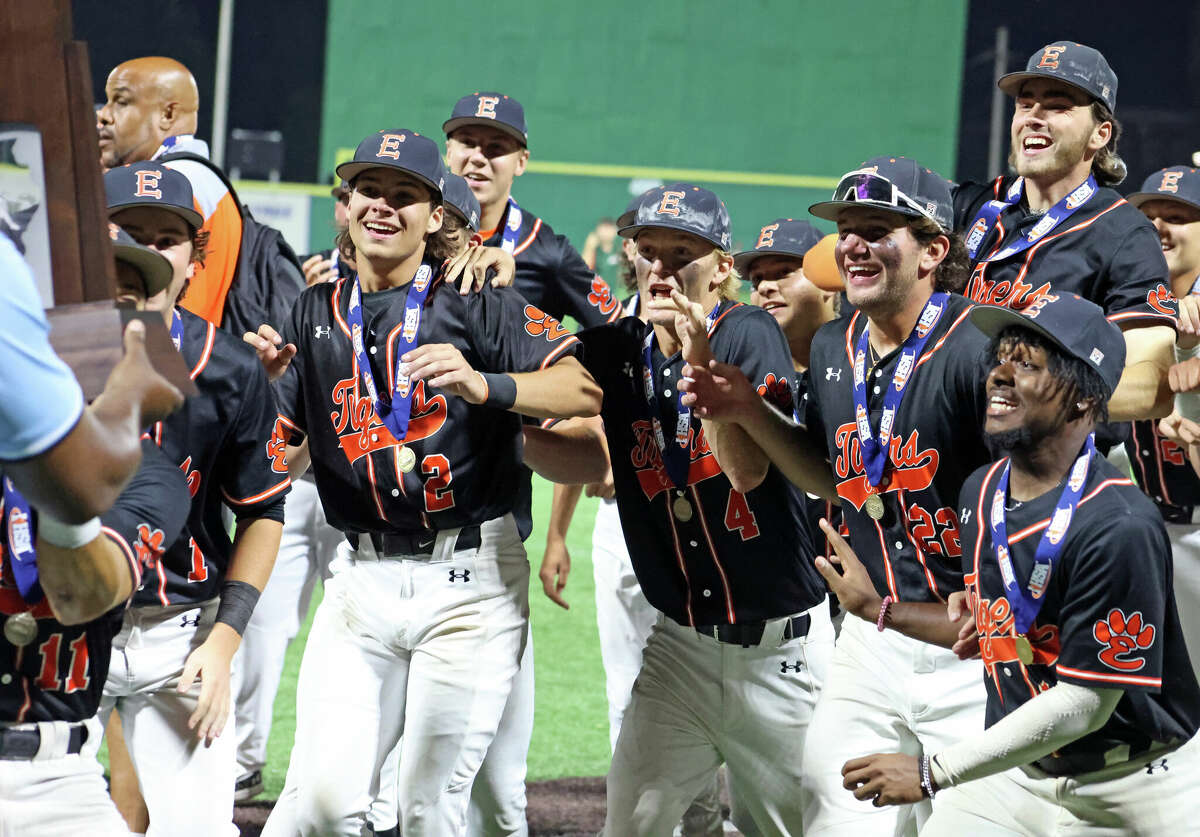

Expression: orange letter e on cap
xmin=1037 ymin=45 xmax=1067 ymax=69
xmin=1159 ymin=171 xmax=1183 ymax=194
xmin=377 ymin=133 xmax=406 ymax=160
xmin=135 ymin=169 xmax=162 ymax=199
xmin=475 ymin=96 xmax=499 ymax=118
xmin=656 ymin=190 xmax=685 ymax=217
xmin=756 ymin=223 xmax=779 ymax=249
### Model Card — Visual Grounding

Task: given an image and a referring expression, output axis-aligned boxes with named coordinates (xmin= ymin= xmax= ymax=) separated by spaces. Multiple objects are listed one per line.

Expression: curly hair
xmin=908 ymin=217 xmax=970 ymax=294
xmin=988 ymin=326 xmax=1110 ymax=423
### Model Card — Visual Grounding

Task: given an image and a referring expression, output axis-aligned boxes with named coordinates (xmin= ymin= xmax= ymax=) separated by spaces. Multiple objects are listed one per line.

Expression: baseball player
xmin=249 ymin=129 xmax=599 ymax=837
xmin=548 ymin=183 xmax=834 ymax=836
xmin=1121 ymin=166 xmax=1200 ymax=681
xmin=98 ymin=56 xmax=244 ymax=329
xmin=440 ymin=91 xmax=622 ymax=837
xmin=953 ymin=40 xmax=1178 ymax=422
xmin=838 ymin=293 xmax=1200 ymax=835
xmin=102 ymin=162 xmax=289 ymax=837
xmin=1 ymin=233 xmax=188 ymax=836
xmin=680 ymin=157 xmax=995 ymax=835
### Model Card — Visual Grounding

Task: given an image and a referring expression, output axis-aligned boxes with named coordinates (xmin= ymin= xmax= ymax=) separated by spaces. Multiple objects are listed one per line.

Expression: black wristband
xmin=215 ymin=580 xmax=261 ymax=636
xmin=479 ymin=372 xmax=517 ymax=410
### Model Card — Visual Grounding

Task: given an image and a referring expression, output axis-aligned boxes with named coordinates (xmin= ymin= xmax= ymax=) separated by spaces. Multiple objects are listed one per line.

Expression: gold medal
xmin=865 ymin=493 xmax=885 ymax=520
xmin=3 ymin=611 xmax=38 ymax=647
xmin=398 ymin=445 xmax=416 ymax=473
xmin=1015 ymin=634 xmax=1034 ymax=666
xmin=672 ymin=494 xmax=693 ymax=522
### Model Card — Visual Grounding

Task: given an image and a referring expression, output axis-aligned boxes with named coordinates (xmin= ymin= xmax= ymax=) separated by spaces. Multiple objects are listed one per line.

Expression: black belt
xmin=349 ymin=526 xmax=482 ymax=557
xmin=0 ymin=723 xmax=88 ymax=760
xmin=695 ymin=613 xmax=811 ymax=647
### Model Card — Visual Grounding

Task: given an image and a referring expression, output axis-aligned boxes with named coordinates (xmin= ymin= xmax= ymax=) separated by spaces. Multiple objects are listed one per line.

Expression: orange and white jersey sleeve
xmin=164 ymin=159 xmax=243 ymax=327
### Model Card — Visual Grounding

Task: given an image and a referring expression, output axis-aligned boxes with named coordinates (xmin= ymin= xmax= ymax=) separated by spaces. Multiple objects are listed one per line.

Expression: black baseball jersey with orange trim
xmin=794 ymin=371 xmax=846 ymax=563
xmin=954 ymin=176 xmax=1177 ymax=326
xmin=273 ymin=265 xmax=581 ymax=536
xmin=139 ymin=308 xmax=290 ymax=607
xmin=480 ymin=202 xmax=623 ymax=329
xmin=959 ymin=455 xmax=1200 ymax=776
xmin=1125 ymin=419 xmax=1200 ymax=523
xmin=577 ymin=301 xmax=826 ymax=626
xmin=1 ymin=441 xmax=190 ymax=723
xmin=805 ymin=294 xmax=992 ymax=604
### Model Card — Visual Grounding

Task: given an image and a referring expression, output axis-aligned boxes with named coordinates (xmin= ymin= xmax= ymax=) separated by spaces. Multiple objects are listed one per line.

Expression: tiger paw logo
xmin=524 ymin=305 xmax=571 ymax=341
xmin=586 ymin=275 xmax=620 ymax=317
xmin=266 ymin=419 xmax=290 ymax=474
xmin=133 ymin=524 xmax=166 ymax=570
xmin=1093 ymin=608 xmax=1155 ymax=672
xmin=755 ymin=373 xmax=791 ymax=412
xmin=1147 ymin=284 xmax=1178 ymax=317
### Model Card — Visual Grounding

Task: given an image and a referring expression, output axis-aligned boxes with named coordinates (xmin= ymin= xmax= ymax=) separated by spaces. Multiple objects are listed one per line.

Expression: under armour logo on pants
xmin=449 ymin=569 xmax=471 ymax=583
xmin=780 ymin=661 xmax=804 ymax=674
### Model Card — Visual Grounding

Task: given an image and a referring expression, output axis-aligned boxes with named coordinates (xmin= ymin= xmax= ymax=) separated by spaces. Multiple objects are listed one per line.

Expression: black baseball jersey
xmin=954 ymin=176 xmax=1177 ymax=326
xmin=794 ymin=371 xmax=847 ymax=563
xmin=1125 ymin=420 xmax=1200 ymax=524
xmin=805 ymin=294 xmax=993 ymax=604
xmin=480 ymin=201 xmax=623 ymax=329
xmin=959 ymin=454 xmax=1200 ymax=776
xmin=1 ymin=440 xmax=191 ymax=723
xmin=577 ymin=301 xmax=826 ymax=626
xmin=273 ymin=264 xmax=581 ymax=536
xmin=139 ymin=308 xmax=289 ymax=607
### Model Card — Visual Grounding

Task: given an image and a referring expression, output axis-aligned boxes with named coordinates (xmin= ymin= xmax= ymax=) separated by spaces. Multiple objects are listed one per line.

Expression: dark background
xmin=76 ymin=1 xmax=1200 ymax=189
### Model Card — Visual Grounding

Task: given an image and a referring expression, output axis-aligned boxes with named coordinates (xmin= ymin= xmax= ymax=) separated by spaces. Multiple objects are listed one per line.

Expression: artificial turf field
xmin=258 ymin=478 xmax=611 ymax=797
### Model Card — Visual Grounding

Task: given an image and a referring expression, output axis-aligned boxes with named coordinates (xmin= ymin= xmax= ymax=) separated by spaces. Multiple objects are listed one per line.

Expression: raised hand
xmin=243 ymin=324 xmax=297 ymax=382
xmin=401 ymin=343 xmax=487 ymax=403
xmin=445 ymin=244 xmax=516 ymax=295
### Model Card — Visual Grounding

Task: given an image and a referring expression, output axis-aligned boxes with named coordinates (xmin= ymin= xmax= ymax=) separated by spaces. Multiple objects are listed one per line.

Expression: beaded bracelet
xmin=919 ymin=754 xmax=937 ymax=799
xmin=876 ymin=595 xmax=893 ymax=632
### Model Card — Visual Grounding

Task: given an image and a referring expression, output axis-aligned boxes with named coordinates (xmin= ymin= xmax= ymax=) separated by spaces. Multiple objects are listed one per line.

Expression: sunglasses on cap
xmin=832 ymin=171 xmax=939 ymax=226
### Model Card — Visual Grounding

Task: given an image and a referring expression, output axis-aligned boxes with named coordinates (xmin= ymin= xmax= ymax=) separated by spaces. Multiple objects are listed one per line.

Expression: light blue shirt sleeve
xmin=0 ymin=234 xmax=85 ymax=460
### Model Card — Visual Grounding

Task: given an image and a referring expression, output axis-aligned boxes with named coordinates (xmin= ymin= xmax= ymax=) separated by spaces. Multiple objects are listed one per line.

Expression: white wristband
xmin=1175 ymin=341 xmax=1200 ymax=364
xmin=36 ymin=513 xmax=102 ymax=549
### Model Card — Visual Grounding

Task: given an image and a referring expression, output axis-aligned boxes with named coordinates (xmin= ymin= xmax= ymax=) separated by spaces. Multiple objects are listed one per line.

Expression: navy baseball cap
xmin=1127 ymin=166 xmax=1200 ymax=212
xmin=105 ymin=162 xmax=203 ymax=230
xmin=336 ymin=130 xmax=446 ymax=202
xmin=734 ymin=218 xmax=823 ymax=274
xmin=809 ymin=156 xmax=954 ymax=232
xmin=617 ymin=183 xmax=732 ymax=251
xmin=970 ymin=294 xmax=1126 ymax=397
xmin=109 ymin=223 xmax=173 ymax=296
xmin=998 ymin=41 xmax=1118 ymax=113
xmin=443 ymin=92 xmax=528 ymax=147
xmin=442 ymin=172 xmax=481 ymax=231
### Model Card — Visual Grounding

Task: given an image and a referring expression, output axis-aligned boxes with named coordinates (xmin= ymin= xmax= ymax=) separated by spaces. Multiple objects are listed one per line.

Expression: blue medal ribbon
xmin=964 ymin=175 xmax=1097 ymax=261
xmin=170 ymin=308 xmax=184 ymax=351
xmin=346 ymin=265 xmax=435 ymax=442
xmin=852 ymin=293 xmax=948 ymax=489
xmin=641 ymin=301 xmax=723 ymax=488
xmin=3 ymin=477 xmax=42 ymax=603
xmin=988 ymin=434 xmax=1095 ymax=635
xmin=499 ymin=198 xmax=524 ymax=254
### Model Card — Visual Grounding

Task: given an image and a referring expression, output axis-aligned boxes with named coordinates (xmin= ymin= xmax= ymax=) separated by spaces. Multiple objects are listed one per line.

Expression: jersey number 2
xmin=35 ymin=633 xmax=89 ymax=693
xmin=724 ymin=490 xmax=760 ymax=541
xmin=422 ymin=455 xmax=456 ymax=512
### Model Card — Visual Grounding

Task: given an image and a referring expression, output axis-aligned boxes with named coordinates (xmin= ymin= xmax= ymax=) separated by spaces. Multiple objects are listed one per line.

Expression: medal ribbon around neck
xmin=499 ymin=198 xmax=524 ymax=254
xmin=988 ymin=433 xmax=1095 ymax=637
xmin=852 ymin=292 xmax=948 ymax=492
xmin=641 ymin=301 xmax=724 ymax=488
xmin=964 ymin=175 xmax=1097 ymax=262
xmin=346 ymin=264 xmax=435 ymax=442
xmin=170 ymin=308 xmax=184 ymax=351
xmin=3 ymin=477 xmax=42 ymax=603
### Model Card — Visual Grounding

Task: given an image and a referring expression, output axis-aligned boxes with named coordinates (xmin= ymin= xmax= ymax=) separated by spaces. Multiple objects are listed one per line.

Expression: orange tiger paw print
xmin=1093 ymin=608 xmax=1155 ymax=672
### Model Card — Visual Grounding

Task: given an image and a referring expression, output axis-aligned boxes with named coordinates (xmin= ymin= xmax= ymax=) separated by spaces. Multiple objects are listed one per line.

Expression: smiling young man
xmin=954 ymin=41 xmax=1178 ymax=423
xmin=554 ymin=184 xmax=835 ymax=836
xmin=248 ymin=130 xmax=599 ymax=837
xmin=838 ymin=293 xmax=1200 ymax=835
xmin=679 ymin=158 xmax=1001 ymax=835
xmin=103 ymin=162 xmax=288 ymax=837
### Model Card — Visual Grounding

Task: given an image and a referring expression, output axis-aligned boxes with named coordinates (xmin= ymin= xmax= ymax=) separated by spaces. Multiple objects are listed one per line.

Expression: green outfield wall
xmin=314 ymin=0 xmax=968 ymax=252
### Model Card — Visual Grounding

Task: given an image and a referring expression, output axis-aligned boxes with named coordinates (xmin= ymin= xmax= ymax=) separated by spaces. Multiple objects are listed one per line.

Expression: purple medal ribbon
xmin=641 ymin=301 xmax=723 ymax=488
xmin=988 ymin=434 xmax=1095 ymax=635
xmin=346 ymin=265 xmax=435 ymax=442
xmin=964 ymin=175 xmax=1097 ymax=261
xmin=851 ymin=293 xmax=948 ymax=488
xmin=3 ymin=477 xmax=42 ymax=603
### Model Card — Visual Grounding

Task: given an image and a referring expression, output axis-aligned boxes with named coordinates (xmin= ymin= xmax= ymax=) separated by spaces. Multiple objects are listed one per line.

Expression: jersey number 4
xmin=34 ymin=632 xmax=90 ymax=693
xmin=724 ymin=490 xmax=760 ymax=541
